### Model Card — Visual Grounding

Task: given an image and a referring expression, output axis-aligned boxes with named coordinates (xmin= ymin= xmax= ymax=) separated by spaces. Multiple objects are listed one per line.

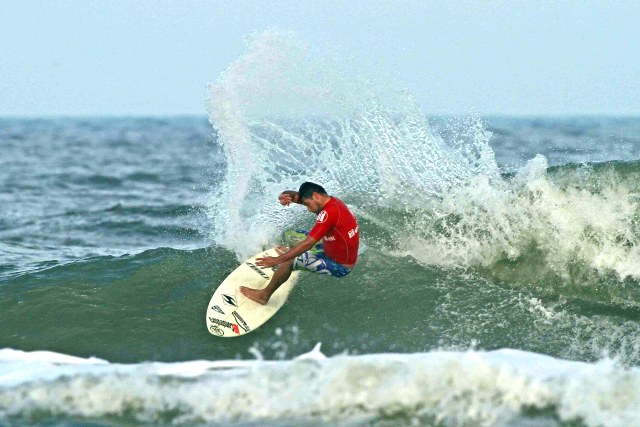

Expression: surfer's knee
xmin=275 ymin=257 xmax=296 ymax=272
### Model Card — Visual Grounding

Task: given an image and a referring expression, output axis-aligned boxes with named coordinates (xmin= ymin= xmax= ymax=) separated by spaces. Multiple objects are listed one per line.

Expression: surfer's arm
xmin=256 ymin=236 xmax=318 ymax=267
xmin=278 ymin=191 xmax=300 ymax=206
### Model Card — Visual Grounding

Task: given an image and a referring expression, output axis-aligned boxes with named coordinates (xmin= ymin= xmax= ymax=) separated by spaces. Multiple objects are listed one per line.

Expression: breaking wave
xmin=2 ymin=347 xmax=639 ymax=426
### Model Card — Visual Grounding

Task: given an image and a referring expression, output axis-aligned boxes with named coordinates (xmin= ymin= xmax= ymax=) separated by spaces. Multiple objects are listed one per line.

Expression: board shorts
xmin=284 ymin=230 xmax=352 ymax=278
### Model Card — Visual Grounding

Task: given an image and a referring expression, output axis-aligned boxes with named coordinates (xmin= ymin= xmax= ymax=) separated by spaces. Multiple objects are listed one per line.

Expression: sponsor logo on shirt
xmin=348 ymin=226 xmax=358 ymax=238
xmin=317 ymin=210 xmax=328 ymax=223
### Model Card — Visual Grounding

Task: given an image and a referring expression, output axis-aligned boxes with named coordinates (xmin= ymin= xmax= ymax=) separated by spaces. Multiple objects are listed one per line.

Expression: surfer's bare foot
xmin=240 ymin=286 xmax=269 ymax=305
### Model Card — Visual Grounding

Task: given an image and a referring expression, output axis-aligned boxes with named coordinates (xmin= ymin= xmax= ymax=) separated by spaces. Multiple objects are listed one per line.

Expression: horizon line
xmin=1 ymin=112 xmax=639 ymax=120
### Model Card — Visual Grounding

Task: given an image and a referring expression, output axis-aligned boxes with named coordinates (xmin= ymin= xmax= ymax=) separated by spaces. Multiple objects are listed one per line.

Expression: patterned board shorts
xmin=284 ymin=230 xmax=352 ymax=278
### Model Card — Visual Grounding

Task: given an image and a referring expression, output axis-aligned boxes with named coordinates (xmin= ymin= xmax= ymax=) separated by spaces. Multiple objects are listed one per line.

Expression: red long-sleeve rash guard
xmin=308 ymin=197 xmax=359 ymax=265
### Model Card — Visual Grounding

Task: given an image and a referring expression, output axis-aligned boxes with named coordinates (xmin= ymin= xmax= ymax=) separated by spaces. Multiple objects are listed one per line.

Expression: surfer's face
xmin=302 ymin=194 xmax=323 ymax=214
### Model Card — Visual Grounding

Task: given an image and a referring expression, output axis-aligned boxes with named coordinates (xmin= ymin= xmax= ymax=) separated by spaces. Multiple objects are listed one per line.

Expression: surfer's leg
xmin=293 ymin=252 xmax=351 ymax=277
xmin=240 ymin=258 xmax=295 ymax=305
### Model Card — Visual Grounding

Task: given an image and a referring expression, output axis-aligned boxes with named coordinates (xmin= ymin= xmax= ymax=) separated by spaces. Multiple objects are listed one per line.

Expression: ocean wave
xmin=104 ymin=202 xmax=198 ymax=218
xmin=203 ymin=30 xmax=640 ymax=296
xmin=1 ymin=346 xmax=638 ymax=426
xmin=403 ymin=157 xmax=640 ymax=290
xmin=4 ymin=244 xmax=640 ymax=367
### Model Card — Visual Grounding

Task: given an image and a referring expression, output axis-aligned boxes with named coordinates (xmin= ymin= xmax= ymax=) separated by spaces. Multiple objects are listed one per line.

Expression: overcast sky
xmin=1 ymin=0 xmax=638 ymax=116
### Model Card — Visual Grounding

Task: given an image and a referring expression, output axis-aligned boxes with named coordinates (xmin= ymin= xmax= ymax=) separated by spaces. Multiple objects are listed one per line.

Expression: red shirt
xmin=308 ymin=197 xmax=359 ymax=265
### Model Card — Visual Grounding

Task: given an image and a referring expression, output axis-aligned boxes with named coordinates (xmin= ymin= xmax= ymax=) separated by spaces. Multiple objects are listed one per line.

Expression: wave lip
xmin=1 ymin=347 xmax=639 ymax=426
xmin=404 ymin=156 xmax=640 ymax=293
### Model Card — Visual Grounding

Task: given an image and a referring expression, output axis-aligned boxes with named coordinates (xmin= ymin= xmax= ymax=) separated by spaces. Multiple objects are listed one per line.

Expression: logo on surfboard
xmin=211 ymin=305 xmax=225 ymax=315
xmin=222 ymin=294 xmax=238 ymax=307
xmin=232 ymin=311 xmax=250 ymax=333
xmin=209 ymin=317 xmax=240 ymax=334
xmin=246 ymin=262 xmax=270 ymax=279
xmin=209 ymin=325 xmax=224 ymax=336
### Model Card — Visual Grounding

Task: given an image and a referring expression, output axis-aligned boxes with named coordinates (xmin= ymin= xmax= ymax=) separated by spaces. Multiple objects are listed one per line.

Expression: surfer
xmin=240 ymin=182 xmax=359 ymax=305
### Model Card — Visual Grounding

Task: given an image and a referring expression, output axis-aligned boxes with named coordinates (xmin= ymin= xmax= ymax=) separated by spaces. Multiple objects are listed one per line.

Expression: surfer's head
xmin=298 ymin=182 xmax=329 ymax=214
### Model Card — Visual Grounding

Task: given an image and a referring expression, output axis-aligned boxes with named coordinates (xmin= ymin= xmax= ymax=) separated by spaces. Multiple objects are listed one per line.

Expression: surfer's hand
xmin=278 ymin=192 xmax=299 ymax=206
xmin=256 ymin=256 xmax=279 ymax=268
xmin=278 ymin=193 xmax=293 ymax=206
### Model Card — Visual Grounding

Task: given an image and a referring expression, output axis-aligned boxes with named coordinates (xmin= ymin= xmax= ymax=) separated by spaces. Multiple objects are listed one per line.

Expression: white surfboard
xmin=205 ymin=247 xmax=300 ymax=337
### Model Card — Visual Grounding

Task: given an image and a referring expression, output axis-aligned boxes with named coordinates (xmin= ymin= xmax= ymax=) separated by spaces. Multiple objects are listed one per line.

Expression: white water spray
xmin=206 ymin=30 xmax=498 ymax=259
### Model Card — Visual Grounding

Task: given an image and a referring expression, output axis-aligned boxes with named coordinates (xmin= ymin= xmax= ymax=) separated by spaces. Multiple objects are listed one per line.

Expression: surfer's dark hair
xmin=298 ymin=182 xmax=327 ymax=200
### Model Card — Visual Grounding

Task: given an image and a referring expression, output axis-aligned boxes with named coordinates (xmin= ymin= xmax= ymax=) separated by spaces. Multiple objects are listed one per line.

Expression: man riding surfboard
xmin=240 ymin=182 xmax=359 ymax=305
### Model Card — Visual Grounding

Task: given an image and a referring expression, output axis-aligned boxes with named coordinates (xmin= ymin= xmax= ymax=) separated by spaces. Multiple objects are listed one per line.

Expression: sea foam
xmin=1 ymin=346 xmax=639 ymax=426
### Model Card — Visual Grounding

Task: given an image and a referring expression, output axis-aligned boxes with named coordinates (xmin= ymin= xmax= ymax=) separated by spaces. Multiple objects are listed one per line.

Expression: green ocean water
xmin=2 ymin=113 xmax=640 ymax=364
